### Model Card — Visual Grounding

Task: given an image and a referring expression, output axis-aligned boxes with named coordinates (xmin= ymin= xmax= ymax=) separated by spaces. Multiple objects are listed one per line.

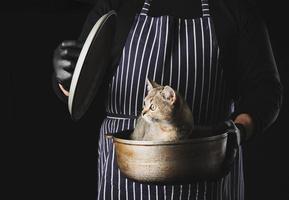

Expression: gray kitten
xmin=130 ymin=79 xmax=194 ymax=141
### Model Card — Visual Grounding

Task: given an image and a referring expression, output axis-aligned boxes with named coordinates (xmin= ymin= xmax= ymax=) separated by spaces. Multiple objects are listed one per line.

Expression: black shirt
xmin=53 ymin=0 xmax=283 ymax=136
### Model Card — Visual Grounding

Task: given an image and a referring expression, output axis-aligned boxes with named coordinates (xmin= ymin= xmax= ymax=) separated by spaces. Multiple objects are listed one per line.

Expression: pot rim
xmin=112 ymin=132 xmax=228 ymax=146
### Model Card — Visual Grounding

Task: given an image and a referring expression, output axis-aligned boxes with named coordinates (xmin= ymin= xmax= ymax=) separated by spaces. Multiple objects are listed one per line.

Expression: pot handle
xmin=105 ymin=133 xmax=114 ymax=139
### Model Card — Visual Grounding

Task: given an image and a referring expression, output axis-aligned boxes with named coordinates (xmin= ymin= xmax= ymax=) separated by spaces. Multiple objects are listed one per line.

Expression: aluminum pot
xmin=106 ymin=128 xmax=228 ymax=184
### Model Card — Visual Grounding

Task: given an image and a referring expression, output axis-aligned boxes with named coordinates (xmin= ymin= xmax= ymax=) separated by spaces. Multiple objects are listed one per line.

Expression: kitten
xmin=130 ymin=79 xmax=194 ymax=141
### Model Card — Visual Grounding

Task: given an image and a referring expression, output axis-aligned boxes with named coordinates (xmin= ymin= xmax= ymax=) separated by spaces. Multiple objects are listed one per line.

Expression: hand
xmin=213 ymin=120 xmax=247 ymax=179
xmin=53 ymin=40 xmax=83 ymax=91
xmin=214 ymin=120 xmax=247 ymax=145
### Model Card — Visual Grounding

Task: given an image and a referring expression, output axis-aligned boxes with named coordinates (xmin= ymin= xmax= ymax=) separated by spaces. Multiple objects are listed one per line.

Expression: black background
xmin=6 ymin=0 xmax=288 ymax=199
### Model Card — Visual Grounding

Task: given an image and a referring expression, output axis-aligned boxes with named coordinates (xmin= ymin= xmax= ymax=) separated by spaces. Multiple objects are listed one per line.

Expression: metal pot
xmin=106 ymin=129 xmax=228 ymax=184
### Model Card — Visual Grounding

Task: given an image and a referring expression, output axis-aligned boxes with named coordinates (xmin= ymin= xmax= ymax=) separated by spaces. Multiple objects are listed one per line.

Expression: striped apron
xmin=97 ymin=0 xmax=244 ymax=199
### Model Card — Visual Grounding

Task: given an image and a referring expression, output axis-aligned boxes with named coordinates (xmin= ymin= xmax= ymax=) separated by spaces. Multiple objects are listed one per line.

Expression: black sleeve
xmin=229 ymin=1 xmax=283 ymax=136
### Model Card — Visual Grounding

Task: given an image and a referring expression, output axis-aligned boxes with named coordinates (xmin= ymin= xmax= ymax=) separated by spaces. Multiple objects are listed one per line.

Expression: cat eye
xmin=150 ymin=104 xmax=156 ymax=111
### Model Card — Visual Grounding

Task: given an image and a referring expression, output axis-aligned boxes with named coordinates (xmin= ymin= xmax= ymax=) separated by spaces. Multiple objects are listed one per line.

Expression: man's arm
xmin=230 ymin=0 xmax=283 ymax=140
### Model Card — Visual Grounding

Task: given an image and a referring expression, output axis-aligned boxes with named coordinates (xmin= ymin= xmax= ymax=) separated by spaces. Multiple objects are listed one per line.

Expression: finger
xmin=55 ymin=59 xmax=76 ymax=73
xmin=60 ymin=40 xmax=83 ymax=49
xmin=58 ymin=83 xmax=70 ymax=96
xmin=58 ymin=59 xmax=76 ymax=72
xmin=55 ymin=68 xmax=72 ymax=82
xmin=56 ymin=59 xmax=72 ymax=68
xmin=63 ymin=60 xmax=76 ymax=73
xmin=59 ymin=48 xmax=81 ymax=59
xmin=59 ymin=78 xmax=72 ymax=91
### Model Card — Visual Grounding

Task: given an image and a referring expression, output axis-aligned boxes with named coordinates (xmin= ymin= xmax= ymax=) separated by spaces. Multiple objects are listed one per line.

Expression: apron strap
xmin=201 ymin=0 xmax=210 ymax=17
xmin=140 ymin=0 xmax=151 ymax=16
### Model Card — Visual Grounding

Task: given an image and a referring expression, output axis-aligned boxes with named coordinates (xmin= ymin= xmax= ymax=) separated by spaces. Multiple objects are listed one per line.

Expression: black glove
xmin=53 ymin=40 xmax=83 ymax=91
xmin=212 ymin=120 xmax=247 ymax=179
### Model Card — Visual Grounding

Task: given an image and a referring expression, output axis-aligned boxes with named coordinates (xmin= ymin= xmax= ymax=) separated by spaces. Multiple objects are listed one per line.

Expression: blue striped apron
xmin=97 ymin=0 xmax=244 ymax=199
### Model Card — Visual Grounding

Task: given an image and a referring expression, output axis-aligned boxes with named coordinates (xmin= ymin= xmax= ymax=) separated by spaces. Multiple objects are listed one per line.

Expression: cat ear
xmin=161 ymin=86 xmax=176 ymax=104
xmin=146 ymin=78 xmax=160 ymax=91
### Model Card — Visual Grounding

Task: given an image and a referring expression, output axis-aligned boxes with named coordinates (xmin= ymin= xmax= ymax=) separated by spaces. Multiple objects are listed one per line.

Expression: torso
xmin=97 ymin=0 xmax=244 ymax=199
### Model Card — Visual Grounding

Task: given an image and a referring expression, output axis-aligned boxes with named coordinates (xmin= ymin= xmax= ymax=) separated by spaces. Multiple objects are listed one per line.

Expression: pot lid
xmin=68 ymin=10 xmax=117 ymax=120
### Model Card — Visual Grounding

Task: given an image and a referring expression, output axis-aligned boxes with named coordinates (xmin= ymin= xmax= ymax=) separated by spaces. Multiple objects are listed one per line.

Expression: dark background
xmin=6 ymin=0 xmax=288 ymax=199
